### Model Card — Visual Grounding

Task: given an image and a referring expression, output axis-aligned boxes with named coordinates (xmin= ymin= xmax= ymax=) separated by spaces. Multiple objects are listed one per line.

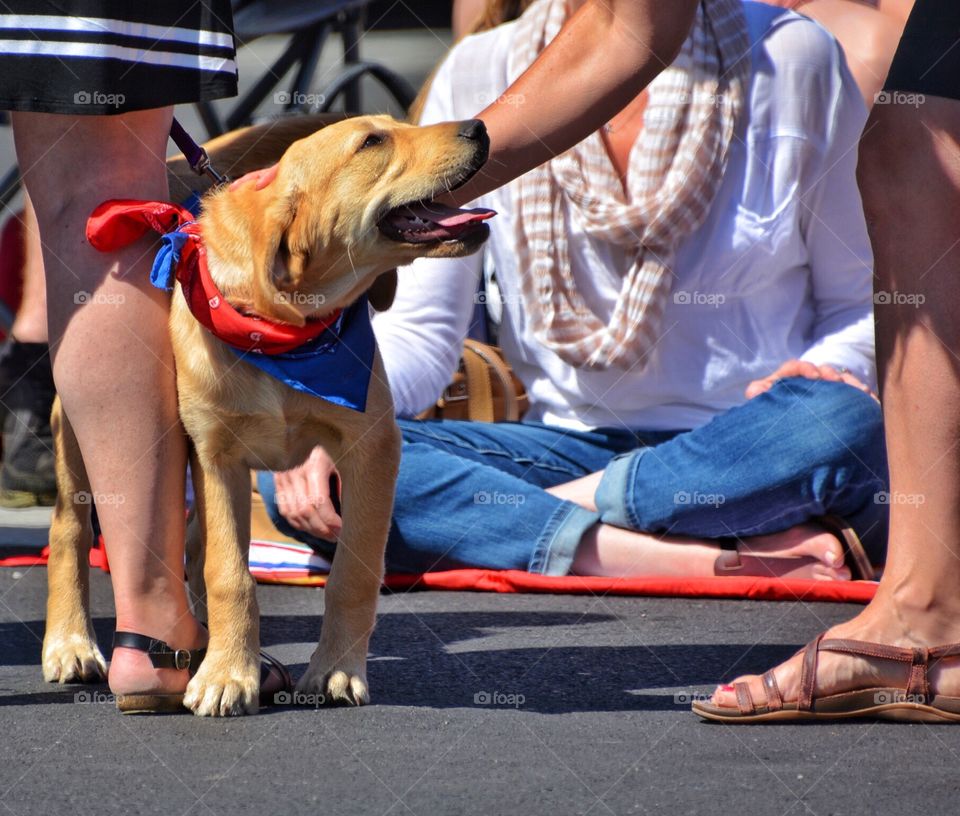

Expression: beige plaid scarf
xmin=509 ymin=0 xmax=750 ymax=369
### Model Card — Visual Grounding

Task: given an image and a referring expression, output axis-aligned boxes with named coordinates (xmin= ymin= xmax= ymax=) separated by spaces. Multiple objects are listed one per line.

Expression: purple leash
xmin=169 ymin=117 xmax=229 ymax=187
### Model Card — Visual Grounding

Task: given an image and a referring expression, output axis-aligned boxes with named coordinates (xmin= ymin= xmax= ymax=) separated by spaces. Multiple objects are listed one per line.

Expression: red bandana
xmin=85 ymin=199 xmax=341 ymax=355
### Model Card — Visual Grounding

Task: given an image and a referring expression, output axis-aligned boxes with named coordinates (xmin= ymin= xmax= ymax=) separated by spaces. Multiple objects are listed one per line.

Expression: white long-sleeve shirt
xmin=373 ymin=3 xmax=875 ymax=432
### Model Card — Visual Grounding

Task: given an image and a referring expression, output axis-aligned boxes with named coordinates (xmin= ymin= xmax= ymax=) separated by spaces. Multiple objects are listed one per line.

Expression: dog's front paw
xmin=298 ymin=660 xmax=369 ymax=706
xmin=42 ymin=630 xmax=107 ymax=684
xmin=183 ymin=653 xmax=259 ymax=717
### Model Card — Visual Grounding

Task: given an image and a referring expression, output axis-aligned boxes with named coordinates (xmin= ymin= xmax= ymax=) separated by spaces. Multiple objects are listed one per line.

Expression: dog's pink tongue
xmin=402 ymin=201 xmax=496 ymax=227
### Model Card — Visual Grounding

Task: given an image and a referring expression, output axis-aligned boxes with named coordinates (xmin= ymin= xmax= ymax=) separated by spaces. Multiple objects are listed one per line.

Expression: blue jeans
xmin=257 ymin=378 xmax=889 ymax=575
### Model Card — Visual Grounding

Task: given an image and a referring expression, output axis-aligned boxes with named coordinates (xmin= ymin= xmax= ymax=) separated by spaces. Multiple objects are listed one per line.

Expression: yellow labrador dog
xmin=41 ymin=114 xmax=493 ymax=716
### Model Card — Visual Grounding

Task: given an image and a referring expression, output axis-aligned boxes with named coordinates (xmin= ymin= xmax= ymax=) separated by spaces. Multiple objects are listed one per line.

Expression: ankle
xmin=572 ymin=524 xmax=717 ymax=577
xmin=114 ymin=595 xmax=205 ymax=649
xmin=108 ymin=649 xmax=195 ymax=697
xmin=869 ymin=582 xmax=960 ymax=643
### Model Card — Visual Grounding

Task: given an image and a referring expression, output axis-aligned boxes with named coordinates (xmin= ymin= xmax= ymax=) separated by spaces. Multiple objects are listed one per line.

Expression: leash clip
xmin=190 ymin=148 xmax=229 ymax=188
xmin=170 ymin=117 xmax=230 ymax=188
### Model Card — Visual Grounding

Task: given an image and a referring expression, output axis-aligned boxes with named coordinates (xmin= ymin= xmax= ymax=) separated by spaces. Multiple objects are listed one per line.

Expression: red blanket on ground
xmin=1 ymin=541 xmax=877 ymax=603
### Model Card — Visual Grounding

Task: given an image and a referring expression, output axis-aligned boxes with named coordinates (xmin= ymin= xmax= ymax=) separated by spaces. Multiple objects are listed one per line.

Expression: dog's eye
xmin=359 ymin=134 xmax=384 ymax=151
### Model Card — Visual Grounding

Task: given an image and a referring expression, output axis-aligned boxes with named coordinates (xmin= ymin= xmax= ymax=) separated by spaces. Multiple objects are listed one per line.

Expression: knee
xmin=858 ymin=103 xmax=913 ymax=185
xmin=796 ymin=374 xmax=878 ymax=419
xmin=31 ymin=173 xmax=166 ymax=231
xmin=25 ymin=156 xmax=169 ymax=232
xmin=797 ymin=380 xmax=887 ymax=475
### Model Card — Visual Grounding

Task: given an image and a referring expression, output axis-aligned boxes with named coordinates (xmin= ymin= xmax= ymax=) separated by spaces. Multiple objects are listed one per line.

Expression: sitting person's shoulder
xmin=745 ymin=1 xmax=845 ymax=78
xmin=744 ymin=1 xmax=864 ymax=141
xmin=452 ymin=20 xmax=519 ymax=58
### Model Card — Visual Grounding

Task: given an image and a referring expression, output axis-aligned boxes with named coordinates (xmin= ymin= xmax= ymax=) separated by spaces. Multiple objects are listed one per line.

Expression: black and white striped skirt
xmin=0 ymin=1 xmax=237 ymax=115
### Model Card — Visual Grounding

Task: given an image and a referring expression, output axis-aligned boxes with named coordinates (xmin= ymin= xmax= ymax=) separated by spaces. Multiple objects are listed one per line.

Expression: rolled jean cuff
xmin=528 ymin=502 xmax=600 ymax=576
xmin=594 ymin=451 xmax=638 ymax=529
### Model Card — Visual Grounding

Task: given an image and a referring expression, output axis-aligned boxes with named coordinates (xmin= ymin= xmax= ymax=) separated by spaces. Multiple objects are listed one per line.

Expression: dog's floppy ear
xmin=367 ymin=270 xmax=397 ymax=312
xmin=249 ymin=193 xmax=309 ymax=326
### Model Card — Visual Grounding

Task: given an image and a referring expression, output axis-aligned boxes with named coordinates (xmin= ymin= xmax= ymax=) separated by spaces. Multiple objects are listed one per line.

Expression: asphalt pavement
xmin=2 ymin=566 xmax=959 ymax=816
xmin=2 ymin=20 xmax=959 ymax=816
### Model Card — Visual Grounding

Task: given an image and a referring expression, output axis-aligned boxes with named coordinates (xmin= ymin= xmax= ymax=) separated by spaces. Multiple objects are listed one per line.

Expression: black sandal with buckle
xmin=112 ymin=631 xmax=293 ymax=714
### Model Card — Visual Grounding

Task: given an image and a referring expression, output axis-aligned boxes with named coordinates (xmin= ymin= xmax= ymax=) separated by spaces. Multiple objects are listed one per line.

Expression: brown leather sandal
xmin=692 ymin=632 xmax=960 ymax=723
xmin=713 ymin=515 xmax=875 ymax=580
xmin=112 ymin=631 xmax=293 ymax=714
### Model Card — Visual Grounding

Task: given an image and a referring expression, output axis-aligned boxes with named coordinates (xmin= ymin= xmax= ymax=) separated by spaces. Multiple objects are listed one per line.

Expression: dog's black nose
xmin=457 ymin=119 xmax=487 ymax=142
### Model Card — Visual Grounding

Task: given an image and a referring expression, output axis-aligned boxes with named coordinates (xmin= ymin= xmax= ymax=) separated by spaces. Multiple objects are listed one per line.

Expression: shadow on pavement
xmin=1 ymin=612 xmax=798 ymax=715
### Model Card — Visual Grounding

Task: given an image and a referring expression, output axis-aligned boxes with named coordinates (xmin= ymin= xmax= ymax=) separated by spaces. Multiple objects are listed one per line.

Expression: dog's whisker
xmin=345 ymin=241 xmax=359 ymax=278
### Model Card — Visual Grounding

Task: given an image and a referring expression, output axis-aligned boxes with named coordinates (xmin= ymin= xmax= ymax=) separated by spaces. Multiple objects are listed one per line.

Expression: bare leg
xmin=710 ymin=96 xmax=960 ymax=712
xmin=551 ymin=474 xmax=851 ymax=580
xmin=13 ymin=110 xmax=205 ymax=697
xmin=572 ymin=522 xmax=849 ymax=580
xmin=10 ymin=195 xmax=47 ymax=343
xmin=0 ymin=194 xmax=55 ymax=507
xmin=545 ymin=470 xmax=603 ymax=509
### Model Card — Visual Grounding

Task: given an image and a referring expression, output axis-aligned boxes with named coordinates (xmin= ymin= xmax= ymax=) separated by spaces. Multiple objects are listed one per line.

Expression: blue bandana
xmin=150 ymin=191 xmax=201 ymax=292
xmin=230 ymin=298 xmax=375 ymax=412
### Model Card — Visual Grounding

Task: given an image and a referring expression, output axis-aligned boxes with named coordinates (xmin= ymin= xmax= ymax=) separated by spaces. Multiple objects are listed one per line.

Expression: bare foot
xmin=707 ymin=605 xmax=960 ymax=714
xmin=574 ymin=521 xmax=852 ymax=580
xmin=732 ymin=523 xmax=853 ymax=580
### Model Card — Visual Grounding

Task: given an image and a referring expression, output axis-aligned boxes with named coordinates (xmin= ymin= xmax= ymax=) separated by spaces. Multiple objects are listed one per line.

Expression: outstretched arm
xmin=234 ymin=0 xmax=698 ymax=193
xmin=448 ymin=0 xmax=699 ymax=203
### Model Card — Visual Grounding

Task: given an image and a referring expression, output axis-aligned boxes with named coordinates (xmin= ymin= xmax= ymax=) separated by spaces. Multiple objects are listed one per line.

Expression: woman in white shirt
xmin=260 ymin=0 xmax=887 ymax=580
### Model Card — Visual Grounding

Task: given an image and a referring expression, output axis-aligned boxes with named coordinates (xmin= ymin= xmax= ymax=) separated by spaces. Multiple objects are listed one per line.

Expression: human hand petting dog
xmin=273 ymin=446 xmax=342 ymax=542
xmin=230 ymin=163 xmax=278 ymax=191
xmin=745 ymin=359 xmax=877 ymax=400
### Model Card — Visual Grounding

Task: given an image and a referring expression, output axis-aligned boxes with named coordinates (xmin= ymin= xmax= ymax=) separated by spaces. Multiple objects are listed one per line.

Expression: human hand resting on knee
xmin=273 ymin=445 xmax=342 ymax=542
xmin=745 ymin=358 xmax=877 ymax=400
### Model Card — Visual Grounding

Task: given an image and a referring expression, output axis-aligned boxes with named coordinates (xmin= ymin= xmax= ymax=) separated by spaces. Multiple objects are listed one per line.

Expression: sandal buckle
xmin=173 ymin=649 xmax=192 ymax=670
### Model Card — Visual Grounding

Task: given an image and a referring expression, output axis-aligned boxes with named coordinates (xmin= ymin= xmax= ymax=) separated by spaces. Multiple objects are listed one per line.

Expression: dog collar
xmin=85 ymin=199 xmax=342 ymax=355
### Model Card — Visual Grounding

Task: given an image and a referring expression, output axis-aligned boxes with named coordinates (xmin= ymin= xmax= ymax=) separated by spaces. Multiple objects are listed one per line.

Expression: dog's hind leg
xmin=42 ymin=397 xmax=107 ymax=683
xmin=298 ymin=410 xmax=400 ymax=705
